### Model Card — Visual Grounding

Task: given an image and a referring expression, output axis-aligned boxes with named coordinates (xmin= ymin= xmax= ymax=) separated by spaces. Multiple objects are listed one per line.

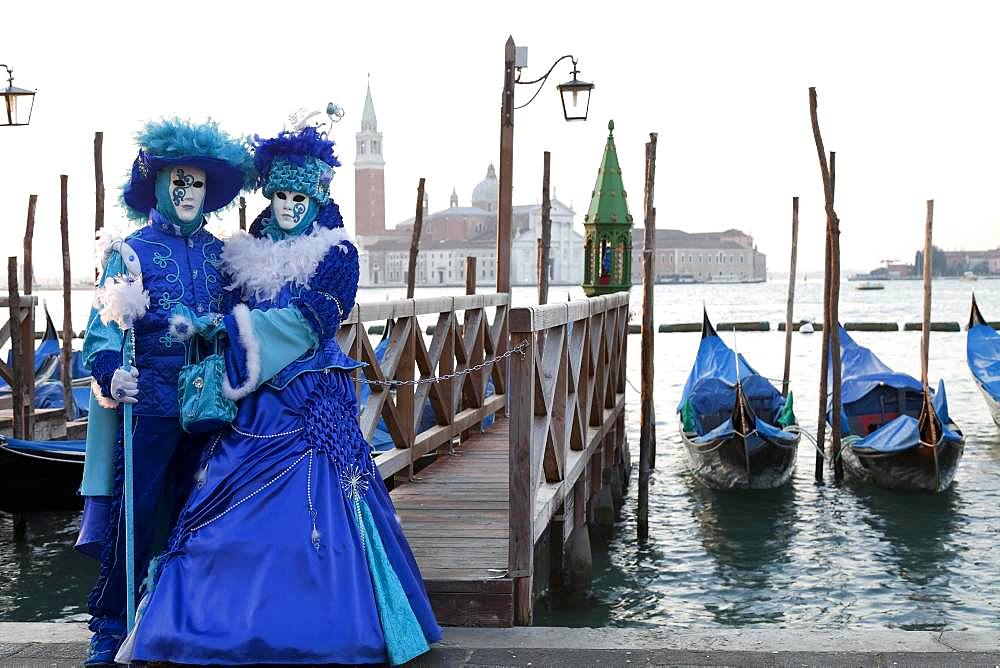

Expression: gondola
xmin=0 ymin=436 xmax=84 ymax=512
xmin=966 ymin=295 xmax=1000 ymax=427
xmin=836 ymin=327 xmax=965 ymax=492
xmin=677 ymin=310 xmax=799 ymax=489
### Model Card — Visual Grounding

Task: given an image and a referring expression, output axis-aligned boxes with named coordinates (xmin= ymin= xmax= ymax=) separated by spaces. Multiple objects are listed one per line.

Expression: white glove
xmin=110 ymin=366 xmax=140 ymax=404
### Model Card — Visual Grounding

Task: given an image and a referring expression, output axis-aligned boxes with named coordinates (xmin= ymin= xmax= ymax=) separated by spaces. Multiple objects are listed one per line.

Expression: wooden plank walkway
xmin=391 ymin=417 xmax=513 ymax=627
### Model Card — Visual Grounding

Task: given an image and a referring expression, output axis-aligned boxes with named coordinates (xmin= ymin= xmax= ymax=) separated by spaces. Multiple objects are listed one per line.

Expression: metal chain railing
xmin=357 ymin=340 xmax=528 ymax=388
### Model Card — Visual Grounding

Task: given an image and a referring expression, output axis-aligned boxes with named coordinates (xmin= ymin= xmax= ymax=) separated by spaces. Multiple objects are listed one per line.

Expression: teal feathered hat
xmin=122 ymin=118 xmax=253 ymax=220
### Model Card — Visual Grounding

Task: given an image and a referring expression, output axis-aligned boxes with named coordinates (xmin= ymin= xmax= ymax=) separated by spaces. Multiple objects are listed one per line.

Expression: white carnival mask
xmin=271 ymin=191 xmax=310 ymax=230
xmin=168 ymin=165 xmax=207 ymax=223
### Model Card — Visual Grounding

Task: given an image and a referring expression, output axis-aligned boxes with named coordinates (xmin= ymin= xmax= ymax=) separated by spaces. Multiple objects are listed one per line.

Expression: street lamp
xmin=1 ymin=65 xmax=36 ymax=127
xmin=496 ymin=37 xmax=594 ymax=296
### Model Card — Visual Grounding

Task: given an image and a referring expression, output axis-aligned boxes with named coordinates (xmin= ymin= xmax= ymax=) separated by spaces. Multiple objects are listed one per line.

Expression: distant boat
xmin=856 ymin=281 xmax=885 ymax=291
xmin=835 ymin=327 xmax=965 ymax=492
xmin=799 ymin=321 xmax=815 ymax=334
xmin=961 ymin=271 xmax=978 ymax=282
xmin=966 ymin=295 xmax=1000 ymax=427
xmin=677 ymin=309 xmax=800 ymax=489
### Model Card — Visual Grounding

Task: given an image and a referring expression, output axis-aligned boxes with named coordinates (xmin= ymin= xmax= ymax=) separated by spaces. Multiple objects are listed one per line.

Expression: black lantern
xmin=1 ymin=65 xmax=36 ymax=127
xmin=556 ymin=63 xmax=594 ymax=122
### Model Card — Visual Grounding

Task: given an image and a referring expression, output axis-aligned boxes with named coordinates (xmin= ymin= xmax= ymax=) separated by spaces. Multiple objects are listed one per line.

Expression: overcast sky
xmin=3 ymin=0 xmax=1000 ymax=281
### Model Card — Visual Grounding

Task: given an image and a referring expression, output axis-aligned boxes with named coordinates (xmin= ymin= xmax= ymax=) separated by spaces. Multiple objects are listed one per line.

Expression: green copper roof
xmin=584 ymin=120 xmax=633 ymax=227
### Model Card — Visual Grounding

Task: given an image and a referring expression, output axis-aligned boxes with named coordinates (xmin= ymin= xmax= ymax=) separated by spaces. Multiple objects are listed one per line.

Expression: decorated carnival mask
xmin=165 ymin=165 xmax=207 ymax=223
xmin=271 ymin=190 xmax=313 ymax=230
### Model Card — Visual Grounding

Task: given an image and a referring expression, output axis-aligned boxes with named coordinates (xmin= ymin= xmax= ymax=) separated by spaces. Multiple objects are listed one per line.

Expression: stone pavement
xmin=1 ymin=623 xmax=998 ymax=666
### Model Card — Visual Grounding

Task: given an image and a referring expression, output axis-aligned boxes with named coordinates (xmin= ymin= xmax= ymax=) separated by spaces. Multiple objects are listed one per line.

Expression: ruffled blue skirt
xmin=127 ymin=370 xmax=441 ymax=665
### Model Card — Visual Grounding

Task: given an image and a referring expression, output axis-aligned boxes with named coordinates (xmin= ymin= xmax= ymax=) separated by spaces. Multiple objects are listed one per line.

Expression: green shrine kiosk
xmin=582 ymin=120 xmax=633 ymax=296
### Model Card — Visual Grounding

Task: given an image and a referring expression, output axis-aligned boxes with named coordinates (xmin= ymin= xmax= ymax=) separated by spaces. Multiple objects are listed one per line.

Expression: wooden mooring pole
xmin=406 ymin=178 xmax=426 ymax=299
xmin=828 ymin=152 xmax=843 ymax=480
xmin=537 ymin=151 xmax=551 ymax=305
xmin=60 ymin=175 xmax=74 ymax=420
xmin=920 ymin=200 xmax=939 ymax=444
xmin=7 ymin=257 xmax=27 ymax=439
xmin=23 ymin=195 xmax=36 ymax=293
xmin=21 ymin=195 xmax=36 ymax=436
xmin=638 ymin=132 xmax=658 ymax=543
xmin=809 ymin=88 xmax=842 ymax=482
xmin=781 ymin=196 xmax=799 ymax=397
xmin=466 ymin=256 xmax=477 ymax=295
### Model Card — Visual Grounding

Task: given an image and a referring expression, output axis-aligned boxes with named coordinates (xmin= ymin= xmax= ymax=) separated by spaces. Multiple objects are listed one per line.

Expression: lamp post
xmin=1 ymin=65 xmax=36 ymax=127
xmin=496 ymin=37 xmax=594 ymax=296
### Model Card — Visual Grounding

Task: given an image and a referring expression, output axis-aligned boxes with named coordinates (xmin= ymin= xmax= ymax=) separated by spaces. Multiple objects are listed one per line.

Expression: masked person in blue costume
xmin=120 ymin=126 xmax=441 ymax=666
xmin=76 ymin=118 xmax=252 ymax=666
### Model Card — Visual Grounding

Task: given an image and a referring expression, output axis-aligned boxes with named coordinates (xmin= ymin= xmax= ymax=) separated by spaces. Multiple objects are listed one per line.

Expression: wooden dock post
xmin=238 ymin=196 xmax=247 ymax=232
xmin=781 ymin=196 xmax=799 ymax=397
xmin=508 ymin=315 xmax=535 ymax=625
xmin=59 ymin=175 xmax=73 ymax=419
xmin=537 ymin=151 xmax=551 ymax=305
xmin=638 ymin=133 xmax=657 ymax=544
xmin=406 ymin=178 xmax=426 ymax=299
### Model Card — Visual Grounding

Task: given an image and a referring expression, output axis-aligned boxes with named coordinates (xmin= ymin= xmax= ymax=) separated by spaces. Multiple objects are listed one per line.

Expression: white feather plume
xmin=94 ymin=222 xmax=131 ymax=276
xmin=95 ymin=274 xmax=149 ymax=329
xmin=222 ymin=226 xmax=355 ymax=303
xmin=222 ymin=304 xmax=261 ymax=401
xmin=168 ymin=313 xmax=196 ymax=342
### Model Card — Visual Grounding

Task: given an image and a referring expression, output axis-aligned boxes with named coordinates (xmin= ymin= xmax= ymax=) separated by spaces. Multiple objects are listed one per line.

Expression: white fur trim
xmin=222 ymin=225 xmax=356 ymax=302
xmin=95 ymin=274 xmax=149 ymax=329
xmin=168 ymin=313 xmax=196 ymax=342
xmin=222 ymin=304 xmax=261 ymax=401
xmin=91 ymin=378 xmax=119 ymax=409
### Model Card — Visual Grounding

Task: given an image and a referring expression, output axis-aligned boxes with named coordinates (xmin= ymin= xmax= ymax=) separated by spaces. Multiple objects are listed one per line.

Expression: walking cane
xmin=122 ymin=326 xmax=137 ymax=632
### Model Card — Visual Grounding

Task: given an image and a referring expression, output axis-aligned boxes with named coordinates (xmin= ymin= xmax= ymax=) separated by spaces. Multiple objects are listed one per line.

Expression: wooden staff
xmin=239 ymin=196 xmax=247 ymax=231
xmin=638 ymin=132 xmax=658 ymax=544
xmin=781 ymin=196 xmax=799 ymax=396
xmin=829 ymin=152 xmax=844 ymax=480
xmin=95 ymin=132 xmax=104 ymax=282
xmin=406 ymin=178 xmax=426 ymax=299
xmin=809 ymin=87 xmax=839 ymax=482
xmin=60 ymin=175 xmax=74 ymax=420
xmin=538 ymin=151 xmax=552 ymax=305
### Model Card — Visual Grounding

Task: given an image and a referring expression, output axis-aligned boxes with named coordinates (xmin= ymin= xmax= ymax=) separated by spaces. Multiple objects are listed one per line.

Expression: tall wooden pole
xmin=21 ymin=195 xmax=36 ymax=436
xmin=406 ymin=178 xmax=426 ymax=299
xmin=466 ymin=256 xmax=477 ymax=295
xmin=781 ymin=196 xmax=799 ymax=397
xmin=8 ymin=257 xmax=26 ymax=439
xmin=60 ymin=175 xmax=74 ymax=420
xmin=921 ymin=200 xmax=934 ymax=392
xmin=920 ymin=199 xmax=939 ymax=445
xmin=828 ymin=152 xmax=844 ymax=480
xmin=95 ymin=132 xmax=105 ymax=282
xmin=538 ymin=151 xmax=552 ymax=305
xmin=238 ymin=196 xmax=247 ymax=232
xmin=809 ymin=87 xmax=840 ymax=482
xmin=638 ymin=133 xmax=658 ymax=544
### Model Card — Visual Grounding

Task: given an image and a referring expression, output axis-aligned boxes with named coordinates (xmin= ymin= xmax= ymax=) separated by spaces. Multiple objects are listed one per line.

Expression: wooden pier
xmin=338 ymin=291 xmax=631 ymax=626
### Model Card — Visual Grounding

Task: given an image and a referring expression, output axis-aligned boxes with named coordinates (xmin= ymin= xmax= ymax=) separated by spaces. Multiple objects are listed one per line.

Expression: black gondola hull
xmin=841 ymin=433 xmax=965 ymax=493
xmin=0 ymin=444 xmax=83 ymax=513
xmin=680 ymin=427 xmax=799 ymax=489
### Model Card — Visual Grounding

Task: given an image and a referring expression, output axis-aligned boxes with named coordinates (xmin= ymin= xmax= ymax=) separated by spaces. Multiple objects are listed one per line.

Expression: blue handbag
xmin=178 ymin=335 xmax=237 ymax=433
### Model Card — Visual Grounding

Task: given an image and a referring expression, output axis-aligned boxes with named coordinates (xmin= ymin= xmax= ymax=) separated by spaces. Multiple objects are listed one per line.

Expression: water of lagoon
xmin=3 ymin=279 xmax=1000 ymax=629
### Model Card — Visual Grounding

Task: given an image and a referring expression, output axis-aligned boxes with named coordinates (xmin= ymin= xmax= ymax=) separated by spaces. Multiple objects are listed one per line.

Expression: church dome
xmin=471 ymin=163 xmax=498 ymax=212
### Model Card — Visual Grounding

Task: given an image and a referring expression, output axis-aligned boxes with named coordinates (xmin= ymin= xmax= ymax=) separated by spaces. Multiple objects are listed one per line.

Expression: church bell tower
xmin=354 ymin=80 xmax=386 ymax=237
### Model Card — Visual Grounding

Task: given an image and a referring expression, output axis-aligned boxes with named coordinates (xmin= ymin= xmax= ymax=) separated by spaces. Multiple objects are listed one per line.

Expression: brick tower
xmin=354 ymin=81 xmax=386 ymax=237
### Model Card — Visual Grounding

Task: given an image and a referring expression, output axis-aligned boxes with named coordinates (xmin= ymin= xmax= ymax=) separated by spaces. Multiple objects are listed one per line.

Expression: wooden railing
xmin=507 ymin=292 xmax=630 ymax=623
xmin=338 ymin=293 xmax=511 ymax=480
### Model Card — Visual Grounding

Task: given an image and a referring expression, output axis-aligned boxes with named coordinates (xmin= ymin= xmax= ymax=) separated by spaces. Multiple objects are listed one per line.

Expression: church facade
xmin=353 ymin=87 xmax=584 ymax=288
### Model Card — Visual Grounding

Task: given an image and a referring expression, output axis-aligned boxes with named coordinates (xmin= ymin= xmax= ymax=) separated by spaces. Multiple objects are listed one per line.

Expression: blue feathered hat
xmin=122 ymin=118 xmax=253 ymax=220
xmin=252 ymin=127 xmax=341 ymax=203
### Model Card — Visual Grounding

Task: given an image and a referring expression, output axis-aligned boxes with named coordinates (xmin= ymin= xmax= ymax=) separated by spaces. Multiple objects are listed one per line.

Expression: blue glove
xmin=169 ymin=304 xmax=226 ymax=341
